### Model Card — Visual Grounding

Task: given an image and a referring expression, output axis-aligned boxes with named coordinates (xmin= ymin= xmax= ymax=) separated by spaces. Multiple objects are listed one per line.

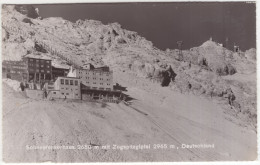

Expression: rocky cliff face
xmin=14 ymin=5 xmax=40 ymax=19
xmin=1 ymin=5 xmax=257 ymax=129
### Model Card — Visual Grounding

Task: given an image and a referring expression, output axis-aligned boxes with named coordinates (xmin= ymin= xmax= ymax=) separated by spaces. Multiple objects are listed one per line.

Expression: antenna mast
xmin=176 ymin=41 xmax=183 ymax=61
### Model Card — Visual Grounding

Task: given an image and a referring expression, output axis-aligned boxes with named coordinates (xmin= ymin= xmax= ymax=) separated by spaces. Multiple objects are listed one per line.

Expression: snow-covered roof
xmin=52 ymin=61 xmax=70 ymax=69
xmin=24 ymin=54 xmax=51 ymax=60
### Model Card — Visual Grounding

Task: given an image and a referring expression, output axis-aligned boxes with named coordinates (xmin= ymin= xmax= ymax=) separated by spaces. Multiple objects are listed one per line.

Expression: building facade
xmin=52 ymin=66 xmax=69 ymax=81
xmin=2 ymin=60 xmax=28 ymax=81
xmin=23 ymin=57 xmax=52 ymax=82
xmin=49 ymin=77 xmax=81 ymax=99
xmin=68 ymin=66 xmax=113 ymax=91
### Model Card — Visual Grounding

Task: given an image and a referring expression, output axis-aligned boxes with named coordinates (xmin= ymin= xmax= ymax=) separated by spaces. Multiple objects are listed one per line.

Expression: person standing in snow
xmin=209 ymin=85 xmax=214 ymax=98
xmin=226 ymin=88 xmax=235 ymax=108
xmin=20 ymin=82 xmax=25 ymax=91
xmin=43 ymin=89 xmax=47 ymax=99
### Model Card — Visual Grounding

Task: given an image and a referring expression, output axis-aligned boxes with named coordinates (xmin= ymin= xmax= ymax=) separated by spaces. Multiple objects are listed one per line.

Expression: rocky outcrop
xmin=245 ymin=48 xmax=256 ymax=61
xmin=14 ymin=5 xmax=39 ymax=19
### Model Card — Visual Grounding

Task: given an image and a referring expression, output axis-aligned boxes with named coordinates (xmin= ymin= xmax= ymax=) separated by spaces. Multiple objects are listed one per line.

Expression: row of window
xmin=10 ymin=70 xmax=25 ymax=74
xmin=10 ymin=66 xmax=27 ymax=69
xmin=61 ymin=87 xmax=78 ymax=90
xmin=91 ymin=87 xmax=111 ymax=90
xmin=29 ymin=64 xmax=51 ymax=68
xmin=60 ymin=79 xmax=79 ymax=86
xmin=3 ymin=61 xmax=26 ymax=65
xmin=29 ymin=59 xmax=51 ymax=63
xmin=86 ymin=77 xmax=110 ymax=81
xmin=78 ymin=71 xmax=110 ymax=76
xmin=29 ymin=69 xmax=51 ymax=73
xmin=83 ymin=86 xmax=112 ymax=90
xmin=85 ymin=81 xmax=110 ymax=86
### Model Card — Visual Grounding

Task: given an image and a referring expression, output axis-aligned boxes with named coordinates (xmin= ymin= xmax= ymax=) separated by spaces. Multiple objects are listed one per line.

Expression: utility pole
xmin=176 ymin=41 xmax=183 ymax=61
xmin=225 ymin=37 xmax=229 ymax=49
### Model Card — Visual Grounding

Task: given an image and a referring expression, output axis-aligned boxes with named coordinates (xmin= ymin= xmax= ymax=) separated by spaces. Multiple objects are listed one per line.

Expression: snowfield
xmin=1 ymin=4 xmax=257 ymax=162
xmin=2 ymin=79 xmax=256 ymax=162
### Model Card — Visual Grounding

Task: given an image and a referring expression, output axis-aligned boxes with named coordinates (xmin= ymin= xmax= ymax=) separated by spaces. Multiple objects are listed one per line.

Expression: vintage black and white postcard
xmin=1 ymin=0 xmax=258 ymax=163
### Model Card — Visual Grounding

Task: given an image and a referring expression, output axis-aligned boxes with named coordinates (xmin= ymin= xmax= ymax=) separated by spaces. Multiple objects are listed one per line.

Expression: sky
xmin=34 ymin=2 xmax=256 ymax=51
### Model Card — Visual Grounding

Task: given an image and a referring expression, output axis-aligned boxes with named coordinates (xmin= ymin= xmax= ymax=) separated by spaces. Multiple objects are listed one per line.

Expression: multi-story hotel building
xmin=49 ymin=77 xmax=81 ymax=99
xmin=52 ymin=66 xmax=69 ymax=81
xmin=24 ymin=57 xmax=52 ymax=82
xmin=67 ymin=65 xmax=113 ymax=91
xmin=2 ymin=60 xmax=28 ymax=81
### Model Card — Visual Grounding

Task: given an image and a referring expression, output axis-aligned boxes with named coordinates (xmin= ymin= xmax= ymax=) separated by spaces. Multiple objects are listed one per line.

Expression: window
xmin=75 ymin=80 xmax=78 ymax=86
xmin=47 ymin=66 xmax=50 ymax=68
xmin=107 ymin=84 xmax=110 ymax=86
xmin=61 ymin=93 xmax=64 ymax=95
xmin=70 ymin=80 xmax=73 ymax=85
xmin=36 ymin=69 xmax=39 ymax=72
xmin=100 ymin=83 xmax=103 ymax=85
xmin=30 ymin=59 xmax=33 ymax=61
xmin=46 ymin=61 xmax=50 ymax=63
xmin=107 ymin=79 xmax=110 ymax=81
xmin=86 ymin=81 xmax=89 ymax=84
xmin=41 ymin=65 xmax=44 ymax=67
xmin=100 ymin=78 xmax=103 ymax=80
xmin=36 ymin=59 xmax=39 ymax=62
xmin=65 ymin=80 xmax=69 ymax=85
xmin=75 ymin=94 xmax=78 ymax=96
xmin=93 ymin=77 xmax=96 ymax=80
xmin=47 ymin=71 xmax=50 ymax=73
xmin=53 ymin=92 xmax=56 ymax=94
xmin=36 ymin=64 xmax=39 ymax=67
xmin=93 ymin=82 xmax=96 ymax=84
xmin=61 ymin=79 xmax=64 ymax=84
xmin=66 ymin=93 xmax=69 ymax=95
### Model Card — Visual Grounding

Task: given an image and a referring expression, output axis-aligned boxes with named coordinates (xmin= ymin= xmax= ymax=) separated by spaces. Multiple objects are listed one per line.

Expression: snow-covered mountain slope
xmin=2 ymin=4 xmax=256 ymax=128
xmin=2 ymin=80 xmax=256 ymax=162
xmin=1 ymin=5 xmax=257 ymax=162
